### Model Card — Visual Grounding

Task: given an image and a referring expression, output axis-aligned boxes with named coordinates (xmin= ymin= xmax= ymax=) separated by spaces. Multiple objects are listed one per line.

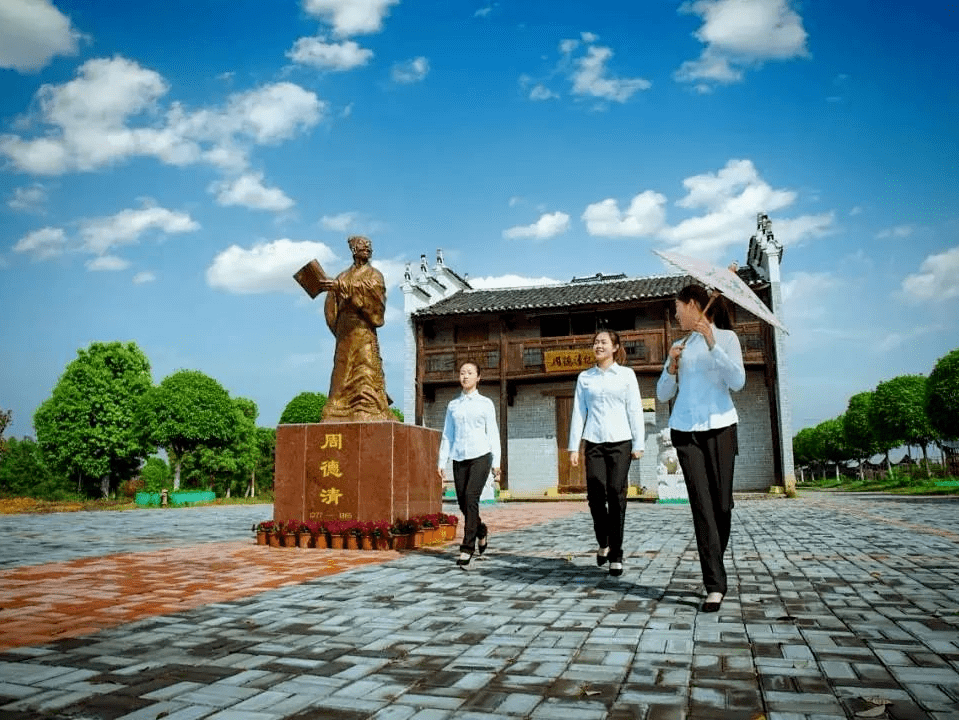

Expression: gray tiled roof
xmin=414 ymin=268 xmax=766 ymax=318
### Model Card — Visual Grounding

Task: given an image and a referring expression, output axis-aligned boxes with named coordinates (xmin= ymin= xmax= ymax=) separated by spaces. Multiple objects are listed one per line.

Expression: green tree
xmin=0 ymin=437 xmax=72 ymax=499
xmin=34 ymin=342 xmax=152 ymax=498
xmin=391 ymin=407 xmax=404 ymax=422
xmin=843 ymin=392 xmax=883 ymax=480
xmin=927 ymin=348 xmax=959 ymax=441
xmin=0 ymin=408 xmax=12 ymax=456
xmin=181 ymin=396 xmax=258 ymax=496
xmin=250 ymin=426 xmax=276 ymax=496
xmin=138 ymin=370 xmax=237 ymax=490
xmin=279 ymin=391 xmax=327 ymax=424
xmin=140 ymin=456 xmax=171 ymax=493
xmin=871 ymin=375 xmax=938 ymax=476
xmin=818 ymin=417 xmax=852 ymax=480
xmin=792 ymin=427 xmax=818 ymax=482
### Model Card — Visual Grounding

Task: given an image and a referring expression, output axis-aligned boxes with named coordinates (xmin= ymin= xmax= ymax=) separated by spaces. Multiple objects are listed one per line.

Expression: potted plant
xmin=296 ymin=521 xmax=312 ymax=549
xmin=307 ymin=519 xmax=327 ymax=549
xmin=254 ymin=520 xmax=274 ymax=545
xmin=440 ymin=513 xmax=458 ymax=541
xmin=408 ymin=516 xmax=425 ymax=549
xmin=419 ymin=514 xmax=437 ymax=544
xmin=354 ymin=521 xmax=372 ymax=551
xmin=370 ymin=521 xmax=391 ymax=550
xmin=326 ymin=520 xmax=348 ymax=549
xmin=390 ymin=519 xmax=410 ymax=550
xmin=281 ymin=520 xmax=299 ymax=548
xmin=346 ymin=520 xmax=362 ymax=550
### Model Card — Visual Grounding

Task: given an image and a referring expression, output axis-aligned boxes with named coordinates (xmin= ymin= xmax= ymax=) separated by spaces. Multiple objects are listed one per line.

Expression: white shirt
xmin=656 ymin=326 xmax=745 ymax=432
xmin=568 ymin=363 xmax=645 ymax=452
xmin=438 ymin=390 xmax=501 ymax=468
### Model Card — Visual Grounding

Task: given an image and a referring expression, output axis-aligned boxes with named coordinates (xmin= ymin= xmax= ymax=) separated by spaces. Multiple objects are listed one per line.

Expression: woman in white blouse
xmin=657 ymin=285 xmax=745 ymax=613
xmin=438 ymin=361 xmax=501 ymax=568
xmin=568 ymin=330 xmax=645 ymax=577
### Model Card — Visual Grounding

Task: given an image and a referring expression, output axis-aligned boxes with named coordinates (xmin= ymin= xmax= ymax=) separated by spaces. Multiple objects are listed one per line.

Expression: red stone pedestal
xmin=273 ymin=422 xmax=441 ymax=525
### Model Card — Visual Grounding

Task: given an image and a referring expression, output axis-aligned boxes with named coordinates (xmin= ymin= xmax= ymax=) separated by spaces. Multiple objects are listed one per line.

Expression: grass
xmin=797 ymin=472 xmax=959 ymax=496
xmin=0 ymin=494 xmax=274 ymax=515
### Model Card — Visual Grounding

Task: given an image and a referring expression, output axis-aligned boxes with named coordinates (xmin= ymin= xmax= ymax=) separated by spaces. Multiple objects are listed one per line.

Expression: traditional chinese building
xmin=401 ymin=214 xmax=795 ymax=496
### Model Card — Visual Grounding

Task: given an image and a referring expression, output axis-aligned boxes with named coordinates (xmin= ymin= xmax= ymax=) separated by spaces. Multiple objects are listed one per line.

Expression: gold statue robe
xmin=321 ymin=262 xmax=396 ymax=422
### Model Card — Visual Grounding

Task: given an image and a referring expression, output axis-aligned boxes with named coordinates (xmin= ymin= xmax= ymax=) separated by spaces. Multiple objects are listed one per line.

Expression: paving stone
xmin=2 ymin=495 xmax=959 ymax=719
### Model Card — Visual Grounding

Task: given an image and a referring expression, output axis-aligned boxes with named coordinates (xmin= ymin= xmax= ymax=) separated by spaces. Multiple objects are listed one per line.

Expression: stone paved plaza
xmin=1 ymin=492 xmax=958 ymax=720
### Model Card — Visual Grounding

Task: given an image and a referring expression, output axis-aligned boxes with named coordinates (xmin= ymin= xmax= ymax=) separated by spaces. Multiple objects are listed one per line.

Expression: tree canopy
xmin=927 ymin=349 xmax=959 ymax=441
xmin=33 ymin=341 xmax=152 ymax=498
xmin=137 ymin=369 xmax=238 ymax=489
xmin=279 ymin=391 xmax=328 ymax=424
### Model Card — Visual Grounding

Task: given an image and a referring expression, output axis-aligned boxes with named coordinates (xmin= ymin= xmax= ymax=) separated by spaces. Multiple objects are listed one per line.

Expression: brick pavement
xmin=0 ymin=493 xmax=957 ymax=719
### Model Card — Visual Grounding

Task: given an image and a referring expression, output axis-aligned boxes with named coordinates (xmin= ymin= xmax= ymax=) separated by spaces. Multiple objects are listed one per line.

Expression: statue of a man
xmin=315 ymin=236 xmax=397 ymax=422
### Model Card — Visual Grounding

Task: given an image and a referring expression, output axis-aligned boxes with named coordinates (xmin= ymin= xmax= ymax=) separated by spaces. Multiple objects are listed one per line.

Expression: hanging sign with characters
xmin=544 ymin=348 xmax=595 ymax=373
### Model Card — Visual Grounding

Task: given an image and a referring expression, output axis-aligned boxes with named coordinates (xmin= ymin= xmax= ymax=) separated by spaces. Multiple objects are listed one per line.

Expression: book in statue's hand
xmin=293 ymin=259 xmax=329 ymax=298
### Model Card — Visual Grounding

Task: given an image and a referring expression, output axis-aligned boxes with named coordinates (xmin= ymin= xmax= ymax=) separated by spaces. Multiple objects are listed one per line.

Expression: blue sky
xmin=1 ymin=0 xmax=957 ymax=443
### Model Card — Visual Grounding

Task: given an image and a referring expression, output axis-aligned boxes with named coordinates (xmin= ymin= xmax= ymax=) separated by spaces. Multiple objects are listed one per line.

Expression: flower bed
xmin=251 ymin=513 xmax=457 ymax=551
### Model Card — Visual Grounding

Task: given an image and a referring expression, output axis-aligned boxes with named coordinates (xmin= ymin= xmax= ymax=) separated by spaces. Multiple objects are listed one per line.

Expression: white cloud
xmin=0 ymin=0 xmax=81 ymax=72
xmin=207 ymin=238 xmax=339 ymax=294
xmin=675 ymin=0 xmax=808 ymax=90
xmin=391 ymin=57 xmax=430 ymax=84
xmin=0 ymin=57 xmax=325 ymax=176
xmin=220 ymin=82 xmax=325 ymax=144
xmin=524 ymin=34 xmax=649 ymax=106
xmin=582 ymin=190 xmax=667 ymax=238
xmin=86 ymin=255 xmax=129 ymax=271
xmin=302 ymin=0 xmax=399 ymax=37
xmin=662 ymin=159 xmax=797 ymax=256
xmin=781 ymin=270 xmax=836 ymax=321
xmin=772 ymin=213 xmax=834 ymax=247
xmin=569 ymin=43 xmax=650 ymax=102
xmin=503 ymin=211 xmax=570 ymax=241
xmin=321 ymin=212 xmax=358 ymax=231
xmin=12 ymin=226 xmax=66 ymax=259
xmin=901 ymin=245 xmax=959 ymax=302
xmin=474 ymin=5 xmax=493 ymax=18
xmin=467 ymin=274 xmax=562 ymax=289
xmin=876 ymin=224 xmax=913 ymax=239
xmin=371 ymin=257 xmax=407 ymax=289
xmin=286 ymin=36 xmax=373 ymax=71
xmin=133 ymin=271 xmax=156 ymax=284
xmin=8 ymin=183 xmax=47 ymax=213
xmin=529 ymin=84 xmax=559 ymax=101
xmin=79 ymin=204 xmax=199 ymax=255
xmin=0 ymin=56 xmax=174 ymax=173
xmin=209 ymin=172 xmax=295 ymax=212
xmin=582 ymin=159 xmax=835 ymax=261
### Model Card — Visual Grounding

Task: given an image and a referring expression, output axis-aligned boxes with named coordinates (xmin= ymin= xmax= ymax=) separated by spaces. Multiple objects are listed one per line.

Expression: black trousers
xmin=453 ymin=453 xmax=491 ymax=554
xmin=584 ymin=440 xmax=633 ymax=562
xmin=672 ymin=424 xmax=738 ymax=595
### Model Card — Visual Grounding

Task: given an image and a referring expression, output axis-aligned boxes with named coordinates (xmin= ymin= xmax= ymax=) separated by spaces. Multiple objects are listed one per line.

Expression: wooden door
xmin=555 ymin=395 xmax=586 ymax=493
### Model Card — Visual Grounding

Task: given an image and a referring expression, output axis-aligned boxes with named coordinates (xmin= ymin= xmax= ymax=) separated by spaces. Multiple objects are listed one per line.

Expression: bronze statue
xmin=309 ymin=236 xmax=397 ymax=422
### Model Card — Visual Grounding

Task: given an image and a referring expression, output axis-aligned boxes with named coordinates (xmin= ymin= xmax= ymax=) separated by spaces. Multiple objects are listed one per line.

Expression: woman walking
xmin=438 ymin=361 xmax=501 ymax=569
xmin=569 ymin=330 xmax=645 ymax=577
xmin=656 ymin=285 xmax=745 ymax=612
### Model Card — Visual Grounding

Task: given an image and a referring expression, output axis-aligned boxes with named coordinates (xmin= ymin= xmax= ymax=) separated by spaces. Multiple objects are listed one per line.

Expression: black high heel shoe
xmin=456 ymin=551 xmax=472 ymax=569
xmin=596 ymin=547 xmax=609 ymax=566
xmin=700 ymin=593 xmax=723 ymax=612
xmin=478 ymin=535 xmax=488 ymax=556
